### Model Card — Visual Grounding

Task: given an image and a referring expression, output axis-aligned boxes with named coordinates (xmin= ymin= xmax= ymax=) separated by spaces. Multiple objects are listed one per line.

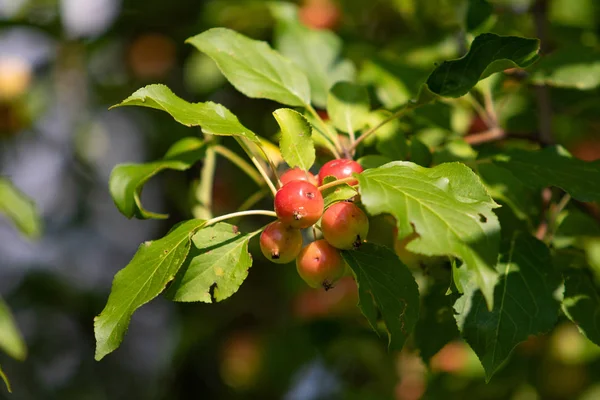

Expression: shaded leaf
xmin=0 ymin=178 xmax=42 ymax=239
xmin=562 ymin=268 xmax=600 ymax=346
xmin=112 ymin=84 xmax=259 ymax=142
xmin=270 ymin=3 xmax=355 ymax=107
xmin=94 ymin=219 xmax=205 ymax=360
xmin=342 ymin=243 xmax=420 ymax=350
xmin=530 ymin=46 xmax=600 ymax=90
xmin=466 ymin=0 xmax=494 ymax=32
xmin=426 ymin=34 xmax=540 ymax=98
xmin=167 ymin=223 xmax=258 ymax=302
xmin=187 ymin=28 xmax=310 ymax=106
xmin=357 ymin=162 xmax=500 ymax=309
xmin=454 ymin=234 xmax=561 ymax=380
xmin=109 ymin=137 xmax=206 ymax=219
xmin=327 ymin=82 xmax=370 ymax=133
xmin=416 ymin=282 xmax=460 ymax=364
xmin=273 ymin=108 xmax=315 ymax=171
xmin=357 ymin=155 xmax=393 ymax=170
xmin=493 ymin=146 xmax=600 ymax=202
xmin=0 ymin=297 xmax=26 ymax=361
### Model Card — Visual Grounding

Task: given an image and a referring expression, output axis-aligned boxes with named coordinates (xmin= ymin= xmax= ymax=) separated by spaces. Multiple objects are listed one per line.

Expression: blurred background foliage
xmin=1 ymin=0 xmax=600 ymax=399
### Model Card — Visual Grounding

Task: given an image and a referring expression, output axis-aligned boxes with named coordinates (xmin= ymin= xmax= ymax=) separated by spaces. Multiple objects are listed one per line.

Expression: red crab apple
xmin=296 ymin=239 xmax=345 ymax=290
xmin=321 ymin=202 xmax=369 ymax=249
xmin=318 ymin=159 xmax=363 ymax=186
xmin=274 ymin=181 xmax=324 ymax=229
xmin=259 ymin=221 xmax=303 ymax=264
xmin=279 ymin=167 xmax=319 ymax=186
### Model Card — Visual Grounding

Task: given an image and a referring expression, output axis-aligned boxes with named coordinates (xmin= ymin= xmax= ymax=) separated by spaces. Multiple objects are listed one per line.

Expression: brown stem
xmin=464 ymin=127 xmax=505 ymax=145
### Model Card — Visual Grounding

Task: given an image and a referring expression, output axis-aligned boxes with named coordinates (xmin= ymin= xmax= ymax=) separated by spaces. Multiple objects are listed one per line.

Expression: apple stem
xmin=318 ymin=177 xmax=357 ymax=192
xmin=204 ymin=210 xmax=278 ymax=227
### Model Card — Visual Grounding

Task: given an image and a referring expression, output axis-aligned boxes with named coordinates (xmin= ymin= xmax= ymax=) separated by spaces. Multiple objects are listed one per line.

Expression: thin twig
xmin=306 ymin=104 xmax=343 ymax=158
xmin=318 ymin=177 xmax=357 ymax=192
xmin=464 ymin=127 xmax=505 ymax=145
xmin=204 ymin=210 xmax=277 ymax=227
xmin=195 ymin=145 xmax=216 ymax=220
xmin=234 ymin=137 xmax=278 ymax=196
xmin=214 ymin=145 xmax=264 ymax=187
xmin=350 ymin=105 xmax=414 ymax=152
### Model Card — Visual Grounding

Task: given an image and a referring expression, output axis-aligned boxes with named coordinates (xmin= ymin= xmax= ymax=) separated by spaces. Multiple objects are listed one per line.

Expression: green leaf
xmin=426 ymin=33 xmax=540 ymax=98
xmin=342 ymin=243 xmax=420 ymax=350
xmin=357 ymin=162 xmax=500 ymax=309
xmin=0 ymin=365 xmax=11 ymax=393
xmin=357 ymin=155 xmax=393 ymax=170
xmin=166 ymin=223 xmax=258 ymax=302
xmin=415 ymin=282 xmax=460 ymax=364
xmin=109 ymin=137 xmax=206 ymax=219
xmin=0 ymin=297 xmax=26 ymax=361
xmin=0 ymin=178 xmax=42 ymax=239
xmin=454 ymin=234 xmax=561 ymax=380
xmin=562 ymin=268 xmax=600 ymax=347
xmin=94 ymin=219 xmax=205 ymax=360
xmin=270 ymin=3 xmax=355 ymax=107
xmin=112 ymin=84 xmax=259 ymax=142
xmin=530 ymin=46 xmax=600 ymax=90
xmin=273 ymin=108 xmax=315 ymax=171
xmin=321 ymin=176 xmax=358 ymax=209
xmin=187 ymin=28 xmax=310 ymax=107
xmin=327 ymin=82 xmax=370 ymax=134
xmin=493 ymin=146 xmax=600 ymax=202
xmin=466 ymin=0 xmax=494 ymax=32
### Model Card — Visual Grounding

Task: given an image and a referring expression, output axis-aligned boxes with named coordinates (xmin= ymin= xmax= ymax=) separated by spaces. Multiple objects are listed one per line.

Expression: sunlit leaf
xmin=273 ymin=108 xmax=315 ymax=171
xmin=187 ymin=28 xmax=311 ymax=106
xmin=109 ymin=137 xmax=206 ymax=219
xmin=167 ymin=223 xmax=258 ymax=302
xmin=112 ymin=84 xmax=259 ymax=142
xmin=0 ymin=178 xmax=42 ymax=239
xmin=357 ymin=161 xmax=500 ymax=309
xmin=455 ymin=234 xmax=561 ymax=380
xmin=0 ymin=297 xmax=26 ymax=361
xmin=94 ymin=219 xmax=205 ymax=360
xmin=342 ymin=243 xmax=419 ymax=350
xmin=0 ymin=364 xmax=10 ymax=393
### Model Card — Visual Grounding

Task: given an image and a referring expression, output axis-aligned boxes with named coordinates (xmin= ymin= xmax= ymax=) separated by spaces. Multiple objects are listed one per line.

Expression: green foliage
xmin=0 ymin=298 xmax=26 ymax=362
xmin=426 ymin=34 xmax=540 ymax=97
xmin=273 ymin=108 xmax=315 ymax=171
xmin=187 ymin=28 xmax=311 ymax=107
xmin=455 ymin=234 xmax=561 ymax=380
xmin=415 ymin=282 xmax=460 ymax=363
xmin=270 ymin=3 xmax=355 ymax=108
xmin=109 ymin=137 xmax=206 ymax=219
xmin=530 ymin=47 xmax=600 ymax=90
xmin=92 ymin=14 xmax=600 ymax=388
xmin=94 ymin=219 xmax=206 ymax=360
xmin=0 ymin=365 xmax=11 ymax=393
xmin=357 ymin=162 xmax=500 ymax=309
xmin=493 ymin=146 xmax=600 ymax=202
xmin=0 ymin=297 xmax=27 ymax=393
xmin=327 ymin=82 xmax=370 ymax=134
xmin=167 ymin=223 xmax=259 ymax=302
xmin=112 ymin=84 xmax=259 ymax=141
xmin=342 ymin=243 xmax=420 ymax=351
xmin=0 ymin=178 xmax=42 ymax=239
xmin=562 ymin=268 xmax=600 ymax=346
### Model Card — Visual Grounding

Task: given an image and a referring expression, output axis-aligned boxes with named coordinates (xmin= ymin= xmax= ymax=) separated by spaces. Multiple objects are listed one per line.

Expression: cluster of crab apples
xmin=259 ymin=159 xmax=368 ymax=290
